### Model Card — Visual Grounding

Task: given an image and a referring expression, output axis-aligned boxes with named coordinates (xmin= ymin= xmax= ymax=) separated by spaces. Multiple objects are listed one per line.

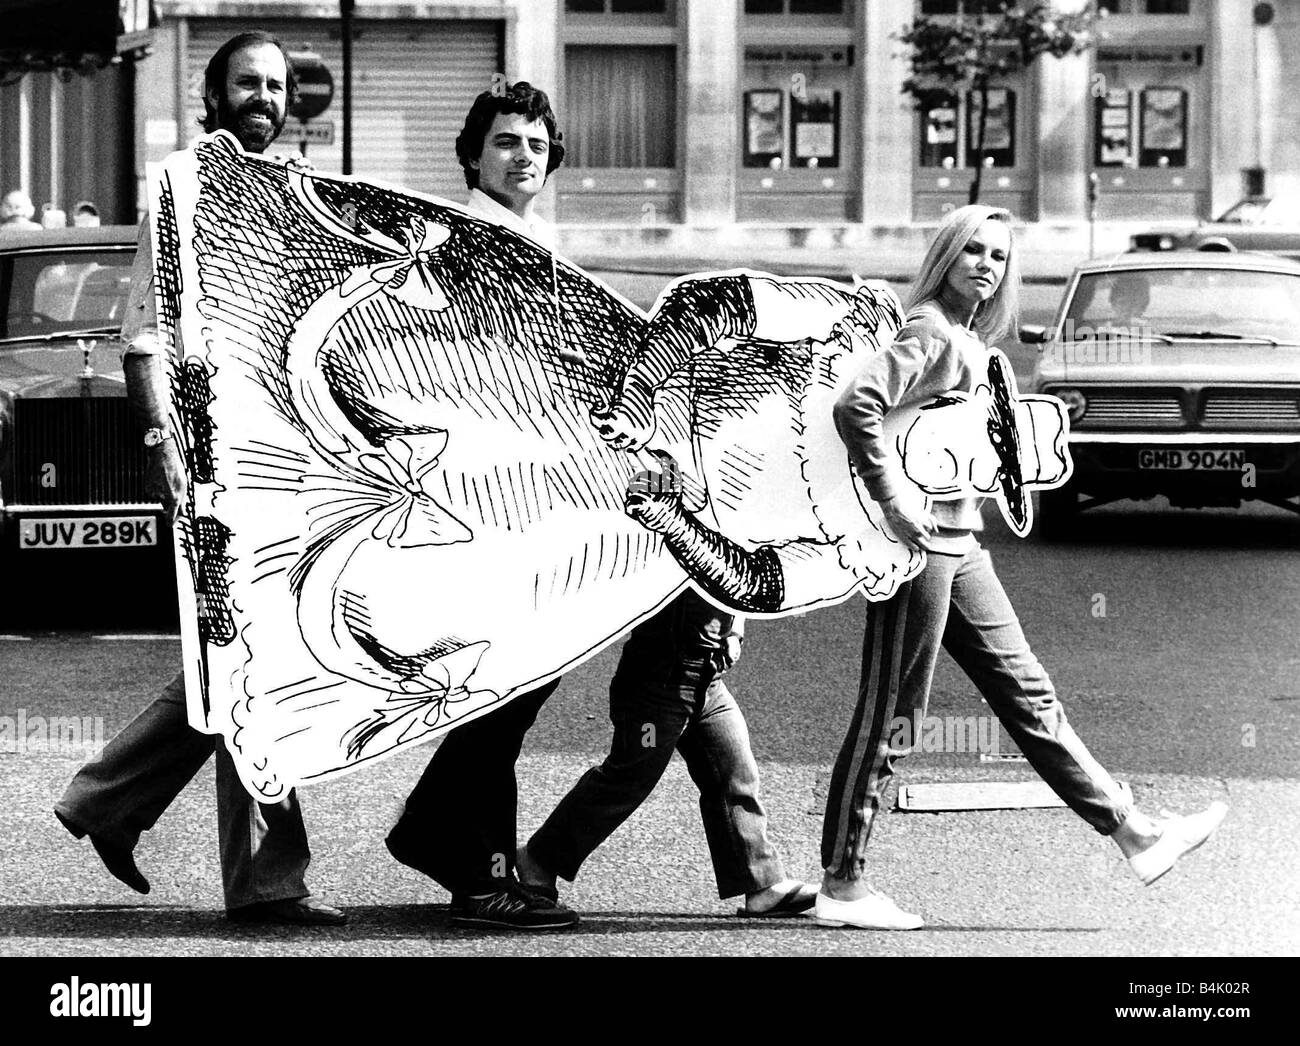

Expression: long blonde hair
xmin=903 ymin=204 xmax=1020 ymax=346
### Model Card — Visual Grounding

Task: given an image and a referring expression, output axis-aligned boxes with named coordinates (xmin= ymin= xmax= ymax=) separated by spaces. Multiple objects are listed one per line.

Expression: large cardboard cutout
xmin=150 ymin=133 xmax=1071 ymax=799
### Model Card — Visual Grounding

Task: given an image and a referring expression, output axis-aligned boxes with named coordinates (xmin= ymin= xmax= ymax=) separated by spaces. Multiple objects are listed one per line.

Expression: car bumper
xmin=1065 ymin=433 xmax=1300 ymax=504
xmin=1 ymin=504 xmax=169 ymax=554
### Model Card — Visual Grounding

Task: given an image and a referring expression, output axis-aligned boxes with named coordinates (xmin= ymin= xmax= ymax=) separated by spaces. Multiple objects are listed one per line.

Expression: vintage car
xmin=0 ymin=225 xmax=166 ymax=561
xmin=1129 ymin=196 xmax=1300 ymax=259
xmin=1021 ymin=251 xmax=1300 ymax=537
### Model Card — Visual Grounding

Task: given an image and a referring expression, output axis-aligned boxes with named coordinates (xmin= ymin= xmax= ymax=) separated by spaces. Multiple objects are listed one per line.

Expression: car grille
xmin=1081 ymin=393 xmax=1185 ymax=428
xmin=10 ymin=398 xmax=150 ymax=506
xmin=1201 ymin=391 xmax=1300 ymax=428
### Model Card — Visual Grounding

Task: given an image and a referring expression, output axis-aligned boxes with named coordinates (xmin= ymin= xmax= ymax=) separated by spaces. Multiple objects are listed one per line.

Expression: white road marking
xmin=92 ymin=634 xmax=181 ymax=641
xmin=0 ymin=635 xmax=33 ymax=641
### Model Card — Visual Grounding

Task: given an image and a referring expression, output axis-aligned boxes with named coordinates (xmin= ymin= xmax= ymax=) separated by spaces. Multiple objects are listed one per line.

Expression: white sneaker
xmin=814 ymin=889 xmax=924 ymax=930
xmin=1128 ymin=801 xmax=1228 ymax=886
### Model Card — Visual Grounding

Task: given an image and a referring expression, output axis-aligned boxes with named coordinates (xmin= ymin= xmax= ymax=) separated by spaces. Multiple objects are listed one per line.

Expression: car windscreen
xmin=0 ymin=248 xmax=134 ymax=341
xmin=1063 ymin=268 xmax=1300 ymax=343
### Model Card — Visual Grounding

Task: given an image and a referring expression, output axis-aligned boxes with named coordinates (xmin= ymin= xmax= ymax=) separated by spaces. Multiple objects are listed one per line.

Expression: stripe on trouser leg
xmin=828 ymin=582 xmax=910 ymax=872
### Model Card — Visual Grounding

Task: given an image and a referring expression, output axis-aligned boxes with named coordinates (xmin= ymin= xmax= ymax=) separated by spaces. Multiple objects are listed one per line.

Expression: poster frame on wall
xmin=791 ymin=87 xmax=840 ymax=168
xmin=743 ymin=88 xmax=785 ymax=168
xmin=964 ymin=86 xmax=1016 ymax=168
xmin=1139 ymin=86 xmax=1188 ymax=168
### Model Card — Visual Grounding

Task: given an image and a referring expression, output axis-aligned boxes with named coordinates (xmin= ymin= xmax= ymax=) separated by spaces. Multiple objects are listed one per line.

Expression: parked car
xmin=1020 ymin=251 xmax=1300 ymax=536
xmin=1129 ymin=195 xmax=1300 ymax=259
xmin=0 ymin=225 xmax=165 ymax=557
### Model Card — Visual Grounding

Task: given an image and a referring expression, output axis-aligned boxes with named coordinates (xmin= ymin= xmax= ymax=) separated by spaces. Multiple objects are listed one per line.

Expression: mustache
xmin=236 ymin=100 xmax=280 ymax=121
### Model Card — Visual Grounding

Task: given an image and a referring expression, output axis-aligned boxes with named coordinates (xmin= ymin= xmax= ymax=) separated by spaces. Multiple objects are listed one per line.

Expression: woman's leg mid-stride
xmin=942 ymin=545 xmax=1227 ymax=885
xmin=816 ymin=554 xmax=963 ymax=928
xmin=941 ymin=546 xmax=1131 ymax=835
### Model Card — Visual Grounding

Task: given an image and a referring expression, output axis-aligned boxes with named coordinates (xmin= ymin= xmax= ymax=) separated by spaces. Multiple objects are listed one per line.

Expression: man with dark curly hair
xmin=384 ymin=81 xmax=814 ymax=933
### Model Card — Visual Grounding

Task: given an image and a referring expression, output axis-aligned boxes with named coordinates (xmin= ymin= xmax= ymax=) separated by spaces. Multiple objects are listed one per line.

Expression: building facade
xmin=0 ymin=0 xmax=154 ymax=225
xmin=3 ymin=1 xmax=1295 ymax=234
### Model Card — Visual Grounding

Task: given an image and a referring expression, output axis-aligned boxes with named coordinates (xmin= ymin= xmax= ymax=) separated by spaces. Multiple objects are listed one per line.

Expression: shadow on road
xmin=1028 ymin=502 xmax=1300 ymax=551
xmin=1 ymin=904 xmax=1109 ymax=940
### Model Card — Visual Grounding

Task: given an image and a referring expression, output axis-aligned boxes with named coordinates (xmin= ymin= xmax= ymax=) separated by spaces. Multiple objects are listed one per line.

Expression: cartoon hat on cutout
xmin=985 ymin=352 xmax=1031 ymax=536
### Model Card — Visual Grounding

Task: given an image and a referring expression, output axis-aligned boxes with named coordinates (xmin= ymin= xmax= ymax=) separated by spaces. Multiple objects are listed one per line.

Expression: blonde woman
xmin=817 ymin=205 xmax=1226 ymax=929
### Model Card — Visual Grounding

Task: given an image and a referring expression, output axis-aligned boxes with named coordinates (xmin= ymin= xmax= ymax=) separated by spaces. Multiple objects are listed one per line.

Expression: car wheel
xmin=1037 ymin=483 xmax=1080 ymax=541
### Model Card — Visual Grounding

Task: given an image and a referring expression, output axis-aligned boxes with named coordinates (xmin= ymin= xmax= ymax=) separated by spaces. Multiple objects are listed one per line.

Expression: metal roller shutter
xmin=184 ymin=18 xmax=501 ymax=202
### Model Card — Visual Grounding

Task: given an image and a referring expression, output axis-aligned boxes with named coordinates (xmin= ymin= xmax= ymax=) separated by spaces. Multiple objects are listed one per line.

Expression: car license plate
xmin=18 ymin=516 xmax=157 ymax=549
xmin=1136 ymin=449 xmax=1246 ymax=471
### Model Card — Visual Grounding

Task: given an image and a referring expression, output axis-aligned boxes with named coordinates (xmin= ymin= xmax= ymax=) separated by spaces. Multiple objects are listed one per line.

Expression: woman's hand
xmin=879 ymin=495 xmax=938 ymax=552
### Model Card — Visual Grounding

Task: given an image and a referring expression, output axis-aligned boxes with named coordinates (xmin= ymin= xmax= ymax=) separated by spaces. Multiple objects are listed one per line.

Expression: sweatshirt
xmin=833 ymin=299 xmax=987 ymax=555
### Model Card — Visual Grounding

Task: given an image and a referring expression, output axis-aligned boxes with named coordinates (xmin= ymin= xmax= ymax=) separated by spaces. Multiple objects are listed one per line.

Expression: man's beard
xmin=218 ymin=95 xmax=286 ymax=153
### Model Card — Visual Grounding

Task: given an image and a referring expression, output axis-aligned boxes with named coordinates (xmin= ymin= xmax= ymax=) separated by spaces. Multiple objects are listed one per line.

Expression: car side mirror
xmin=1019 ymin=324 xmax=1052 ymax=344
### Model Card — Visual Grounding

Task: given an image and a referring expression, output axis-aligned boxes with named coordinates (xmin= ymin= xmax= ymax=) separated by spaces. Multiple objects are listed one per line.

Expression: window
xmin=746 ymin=0 xmax=844 ymax=13
xmin=965 ymin=87 xmax=1014 ymax=168
xmin=1096 ymin=0 xmax=1191 ymax=12
xmin=2 ymin=250 xmax=133 ymax=339
xmin=565 ymin=46 xmax=677 ymax=167
xmin=1094 ymin=86 xmax=1188 ymax=168
xmin=565 ymin=0 xmax=672 ymax=15
xmin=919 ymin=91 xmax=958 ymax=167
xmin=1094 ymin=88 xmax=1133 ymax=166
xmin=1138 ymin=87 xmax=1186 ymax=167
xmin=743 ymin=86 xmax=841 ymax=168
xmin=744 ymin=90 xmax=785 ymax=166
xmin=919 ymin=1 xmax=1015 ymax=14
xmin=919 ymin=89 xmax=1016 ymax=168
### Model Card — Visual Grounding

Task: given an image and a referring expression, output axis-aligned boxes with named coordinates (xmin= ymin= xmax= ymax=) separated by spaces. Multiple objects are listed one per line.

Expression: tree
xmin=898 ymin=1 xmax=1095 ymax=205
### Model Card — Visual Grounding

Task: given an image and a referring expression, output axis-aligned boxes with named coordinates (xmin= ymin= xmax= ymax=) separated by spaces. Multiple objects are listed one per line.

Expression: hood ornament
xmin=78 ymin=338 xmax=95 ymax=380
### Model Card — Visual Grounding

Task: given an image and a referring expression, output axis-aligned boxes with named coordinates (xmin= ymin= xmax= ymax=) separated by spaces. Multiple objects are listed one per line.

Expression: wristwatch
xmin=143 ymin=427 xmax=171 ymax=448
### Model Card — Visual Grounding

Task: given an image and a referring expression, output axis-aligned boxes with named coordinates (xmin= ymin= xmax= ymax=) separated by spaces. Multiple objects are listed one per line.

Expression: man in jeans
xmin=516 ymin=588 xmax=815 ymax=917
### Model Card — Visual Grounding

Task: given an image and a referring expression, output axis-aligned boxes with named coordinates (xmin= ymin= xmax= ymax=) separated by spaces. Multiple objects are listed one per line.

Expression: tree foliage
xmin=898 ymin=2 xmax=1095 ymax=204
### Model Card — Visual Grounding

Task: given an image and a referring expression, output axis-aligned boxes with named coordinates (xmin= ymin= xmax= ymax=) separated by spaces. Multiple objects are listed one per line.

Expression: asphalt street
xmin=1 ymin=269 xmax=1296 ymax=960
xmin=2 ymin=496 xmax=1297 ymax=959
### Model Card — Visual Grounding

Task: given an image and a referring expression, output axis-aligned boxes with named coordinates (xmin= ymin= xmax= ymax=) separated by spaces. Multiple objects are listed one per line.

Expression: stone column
xmin=683 ymin=0 xmax=739 ymax=227
xmin=1209 ymin=0 xmax=1258 ymax=211
xmin=859 ymin=0 xmax=912 ymax=224
xmin=1035 ymin=0 xmax=1090 ymax=222
xmin=509 ymin=0 xmax=561 ymax=221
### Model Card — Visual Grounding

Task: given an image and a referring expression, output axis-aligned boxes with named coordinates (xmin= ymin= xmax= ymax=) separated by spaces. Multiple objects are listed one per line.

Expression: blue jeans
xmin=821 ymin=545 xmax=1132 ymax=880
xmin=57 ymin=670 xmax=311 ymax=910
xmin=528 ymin=591 xmax=787 ymax=899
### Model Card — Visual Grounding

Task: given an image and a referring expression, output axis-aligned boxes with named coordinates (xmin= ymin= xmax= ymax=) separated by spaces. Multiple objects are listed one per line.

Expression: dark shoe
xmin=450 ymin=882 xmax=578 ymax=931
xmin=516 ymin=880 xmax=560 ymax=905
xmin=55 ymin=810 xmax=150 ymax=895
xmin=228 ymin=896 xmax=348 ymax=926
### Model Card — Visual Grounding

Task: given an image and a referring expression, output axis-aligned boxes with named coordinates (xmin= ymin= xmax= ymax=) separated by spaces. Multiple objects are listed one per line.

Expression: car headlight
xmin=1158 ymin=235 xmax=1174 ymax=250
xmin=1053 ymin=388 xmax=1087 ymax=423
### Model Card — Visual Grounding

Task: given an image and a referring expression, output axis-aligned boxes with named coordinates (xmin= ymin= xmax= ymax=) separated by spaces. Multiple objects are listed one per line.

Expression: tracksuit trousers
xmin=821 ymin=545 xmax=1133 ymax=880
